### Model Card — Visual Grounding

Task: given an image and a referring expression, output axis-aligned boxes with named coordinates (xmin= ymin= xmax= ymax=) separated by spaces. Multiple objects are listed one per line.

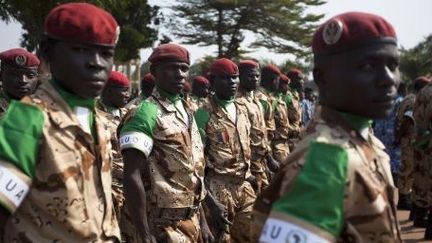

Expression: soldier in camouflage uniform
xmin=395 ymin=77 xmax=430 ymax=211
xmin=190 ymin=76 xmax=210 ymax=113
xmin=273 ymin=73 xmax=291 ymax=163
xmin=286 ymin=68 xmax=304 ymax=150
xmin=235 ymin=60 xmax=278 ymax=193
xmin=411 ymin=79 xmax=432 ymax=237
xmin=195 ymin=58 xmax=256 ymax=242
xmin=0 ymin=3 xmax=121 ymax=241
xmin=120 ymin=43 xmax=214 ymax=243
xmin=0 ymin=48 xmax=39 ymax=116
xmin=254 ymin=12 xmax=402 ymax=242
xmin=97 ymin=71 xmax=133 ymax=242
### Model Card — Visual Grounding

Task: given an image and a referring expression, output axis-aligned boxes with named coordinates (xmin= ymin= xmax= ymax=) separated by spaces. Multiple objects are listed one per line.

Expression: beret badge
xmin=322 ymin=19 xmax=343 ymax=45
xmin=115 ymin=26 xmax=121 ymax=45
xmin=14 ymin=55 xmax=27 ymax=66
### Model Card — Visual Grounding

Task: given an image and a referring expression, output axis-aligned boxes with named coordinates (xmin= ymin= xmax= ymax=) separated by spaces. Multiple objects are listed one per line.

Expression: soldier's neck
xmin=336 ymin=110 xmax=372 ymax=132
xmin=157 ymin=86 xmax=180 ymax=104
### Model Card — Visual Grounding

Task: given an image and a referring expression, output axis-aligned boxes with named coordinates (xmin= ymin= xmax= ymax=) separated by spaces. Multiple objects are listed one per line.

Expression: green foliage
xmin=188 ymin=55 xmax=216 ymax=78
xmin=170 ymin=0 xmax=325 ymax=59
xmin=0 ymin=0 xmax=158 ymax=63
xmin=399 ymin=34 xmax=432 ymax=81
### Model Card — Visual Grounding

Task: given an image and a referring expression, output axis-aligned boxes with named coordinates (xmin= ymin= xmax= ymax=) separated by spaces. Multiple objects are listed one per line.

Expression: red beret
xmin=262 ymin=64 xmax=281 ymax=75
xmin=313 ymin=12 xmax=397 ymax=55
xmin=148 ymin=43 xmax=190 ymax=65
xmin=108 ymin=71 xmax=129 ymax=87
xmin=193 ymin=76 xmax=210 ymax=86
xmin=44 ymin=3 xmax=119 ymax=47
xmin=142 ymin=73 xmax=156 ymax=84
xmin=279 ymin=74 xmax=291 ymax=84
xmin=414 ymin=76 xmax=431 ymax=86
xmin=209 ymin=58 xmax=239 ymax=76
xmin=238 ymin=60 xmax=259 ymax=69
xmin=286 ymin=68 xmax=304 ymax=80
xmin=0 ymin=48 xmax=40 ymax=68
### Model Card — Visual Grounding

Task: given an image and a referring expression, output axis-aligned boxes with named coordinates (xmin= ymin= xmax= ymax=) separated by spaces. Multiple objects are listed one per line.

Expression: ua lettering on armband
xmin=259 ymin=212 xmax=335 ymax=243
xmin=0 ymin=161 xmax=31 ymax=213
xmin=120 ymin=131 xmax=154 ymax=157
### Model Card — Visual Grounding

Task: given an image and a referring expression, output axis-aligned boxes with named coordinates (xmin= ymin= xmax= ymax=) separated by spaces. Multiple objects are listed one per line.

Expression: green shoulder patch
xmin=195 ymin=107 xmax=210 ymax=141
xmin=272 ymin=141 xmax=348 ymax=237
xmin=0 ymin=100 xmax=44 ymax=178
xmin=120 ymin=100 xmax=158 ymax=137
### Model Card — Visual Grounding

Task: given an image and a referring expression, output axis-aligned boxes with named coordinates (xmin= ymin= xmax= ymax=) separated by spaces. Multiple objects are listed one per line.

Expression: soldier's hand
xmin=200 ymin=219 xmax=215 ymax=243
xmin=266 ymin=154 xmax=280 ymax=172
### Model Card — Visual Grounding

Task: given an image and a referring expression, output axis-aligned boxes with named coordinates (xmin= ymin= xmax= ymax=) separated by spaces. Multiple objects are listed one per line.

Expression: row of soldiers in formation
xmin=0 ymin=2 xmax=421 ymax=243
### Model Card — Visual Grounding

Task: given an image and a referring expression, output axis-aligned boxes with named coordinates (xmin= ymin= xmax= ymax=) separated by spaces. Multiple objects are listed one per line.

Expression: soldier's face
xmin=279 ymin=81 xmax=289 ymax=94
xmin=290 ymin=77 xmax=305 ymax=93
xmin=213 ymin=74 xmax=239 ymax=100
xmin=47 ymin=41 xmax=115 ymax=99
xmin=192 ymin=82 xmax=210 ymax=98
xmin=153 ymin=61 xmax=189 ymax=95
xmin=1 ymin=65 xmax=38 ymax=99
xmin=102 ymin=84 xmax=130 ymax=108
xmin=239 ymin=67 xmax=260 ymax=91
xmin=316 ymin=43 xmax=400 ymax=119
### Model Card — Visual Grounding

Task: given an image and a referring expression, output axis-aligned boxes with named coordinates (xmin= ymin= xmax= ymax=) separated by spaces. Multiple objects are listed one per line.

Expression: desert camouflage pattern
xmin=3 ymin=81 xmax=121 ymax=242
xmin=96 ymin=101 xmax=132 ymax=242
xmin=412 ymin=84 xmax=432 ymax=208
xmin=203 ymin=98 xmax=251 ymax=179
xmin=236 ymin=90 xmax=270 ymax=192
xmin=395 ymin=93 xmax=416 ymax=195
xmin=208 ymin=177 xmax=256 ymax=243
xmin=142 ymin=91 xmax=206 ymax=208
xmin=287 ymin=90 xmax=302 ymax=150
xmin=253 ymin=106 xmax=402 ymax=243
xmin=255 ymin=88 xmax=276 ymax=142
xmin=272 ymin=94 xmax=290 ymax=163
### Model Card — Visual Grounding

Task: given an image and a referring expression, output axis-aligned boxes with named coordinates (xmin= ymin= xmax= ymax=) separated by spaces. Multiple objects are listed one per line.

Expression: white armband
xmin=260 ymin=212 xmax=334 ymax=243
xmin=0 ymin=162 xmax=31 ymax=213
xmin=120 ymin=132 xmax=154 ymax=157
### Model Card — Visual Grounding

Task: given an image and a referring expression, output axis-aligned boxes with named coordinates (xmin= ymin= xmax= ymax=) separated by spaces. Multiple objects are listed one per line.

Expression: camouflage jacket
xmin=236 ymin=90 xmax=270 ymax=158
xmin=255 ymin=88 xmax=276 ymax=141
xmin=395 ymin=93 xmax=416 ymax=142
xmin=120 ymin=90 xmax=206 ymax=208
xmin=1 ymin=81 xmax=120 ymax=242
xmin=254 ymin=106 xmax=401 ymax=243
xmin=96 ymin=101 xmax=128 ymax=184
xmin=287 ymin=90 xmax=302 ymax=136
xmin=196 ymin=97 xmax=252 ymax=179
xmin=273 ymin=93 xmax=290 ymax=141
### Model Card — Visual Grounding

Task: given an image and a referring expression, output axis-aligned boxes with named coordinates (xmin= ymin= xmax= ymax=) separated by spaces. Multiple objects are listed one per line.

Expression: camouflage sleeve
xmin=260 ymin=141 xmax=348 ymax=242
xmin=119 ymin=100 xmax=158 ymax=157
xmin=194 ymin=108 xmax=209 ymax=142
xmin=0 ymin=100 xmax=44 ymax=213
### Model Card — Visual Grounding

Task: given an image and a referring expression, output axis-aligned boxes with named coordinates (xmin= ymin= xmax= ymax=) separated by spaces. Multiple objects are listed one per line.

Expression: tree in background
xmin=0 ymin=0 xmax=158 ymax=63
xmin=399 ymin=34 xmax=432 ymax=82
xmin=169 ymin=0 xmax=325 ymax=59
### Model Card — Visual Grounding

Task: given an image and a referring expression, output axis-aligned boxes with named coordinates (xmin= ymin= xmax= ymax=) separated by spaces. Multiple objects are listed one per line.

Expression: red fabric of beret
xmin=108 ymin=71 xmax=130 ymax=87
xmin=313 ymin=12 xmax=397 ymax=55
xmin=279 ymin=74 xmax=291 ymax=84
xmin=148 ymin=43 xmax=190 ymax=65
xmin=142 ymin=73 xmax=156 ymax=84
xmin=238 ymin=60 xmax=259 ymax=69
xmin=209 ymin=58 xmax=239 ymax=76
xmin=414 ymin=76 xmax=431 ymax=86
xmin=0 ymin=48 xmax=40 ymax=68
xmin=193 ymin=76 xmax=210 ymax=85
xmin=44 ymin=3 xmax=119 ymax=47
xmin=287 ymin=68 xmax=304 ymax=80
xmin=262 ymin=64 xmax=281 ymax=75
